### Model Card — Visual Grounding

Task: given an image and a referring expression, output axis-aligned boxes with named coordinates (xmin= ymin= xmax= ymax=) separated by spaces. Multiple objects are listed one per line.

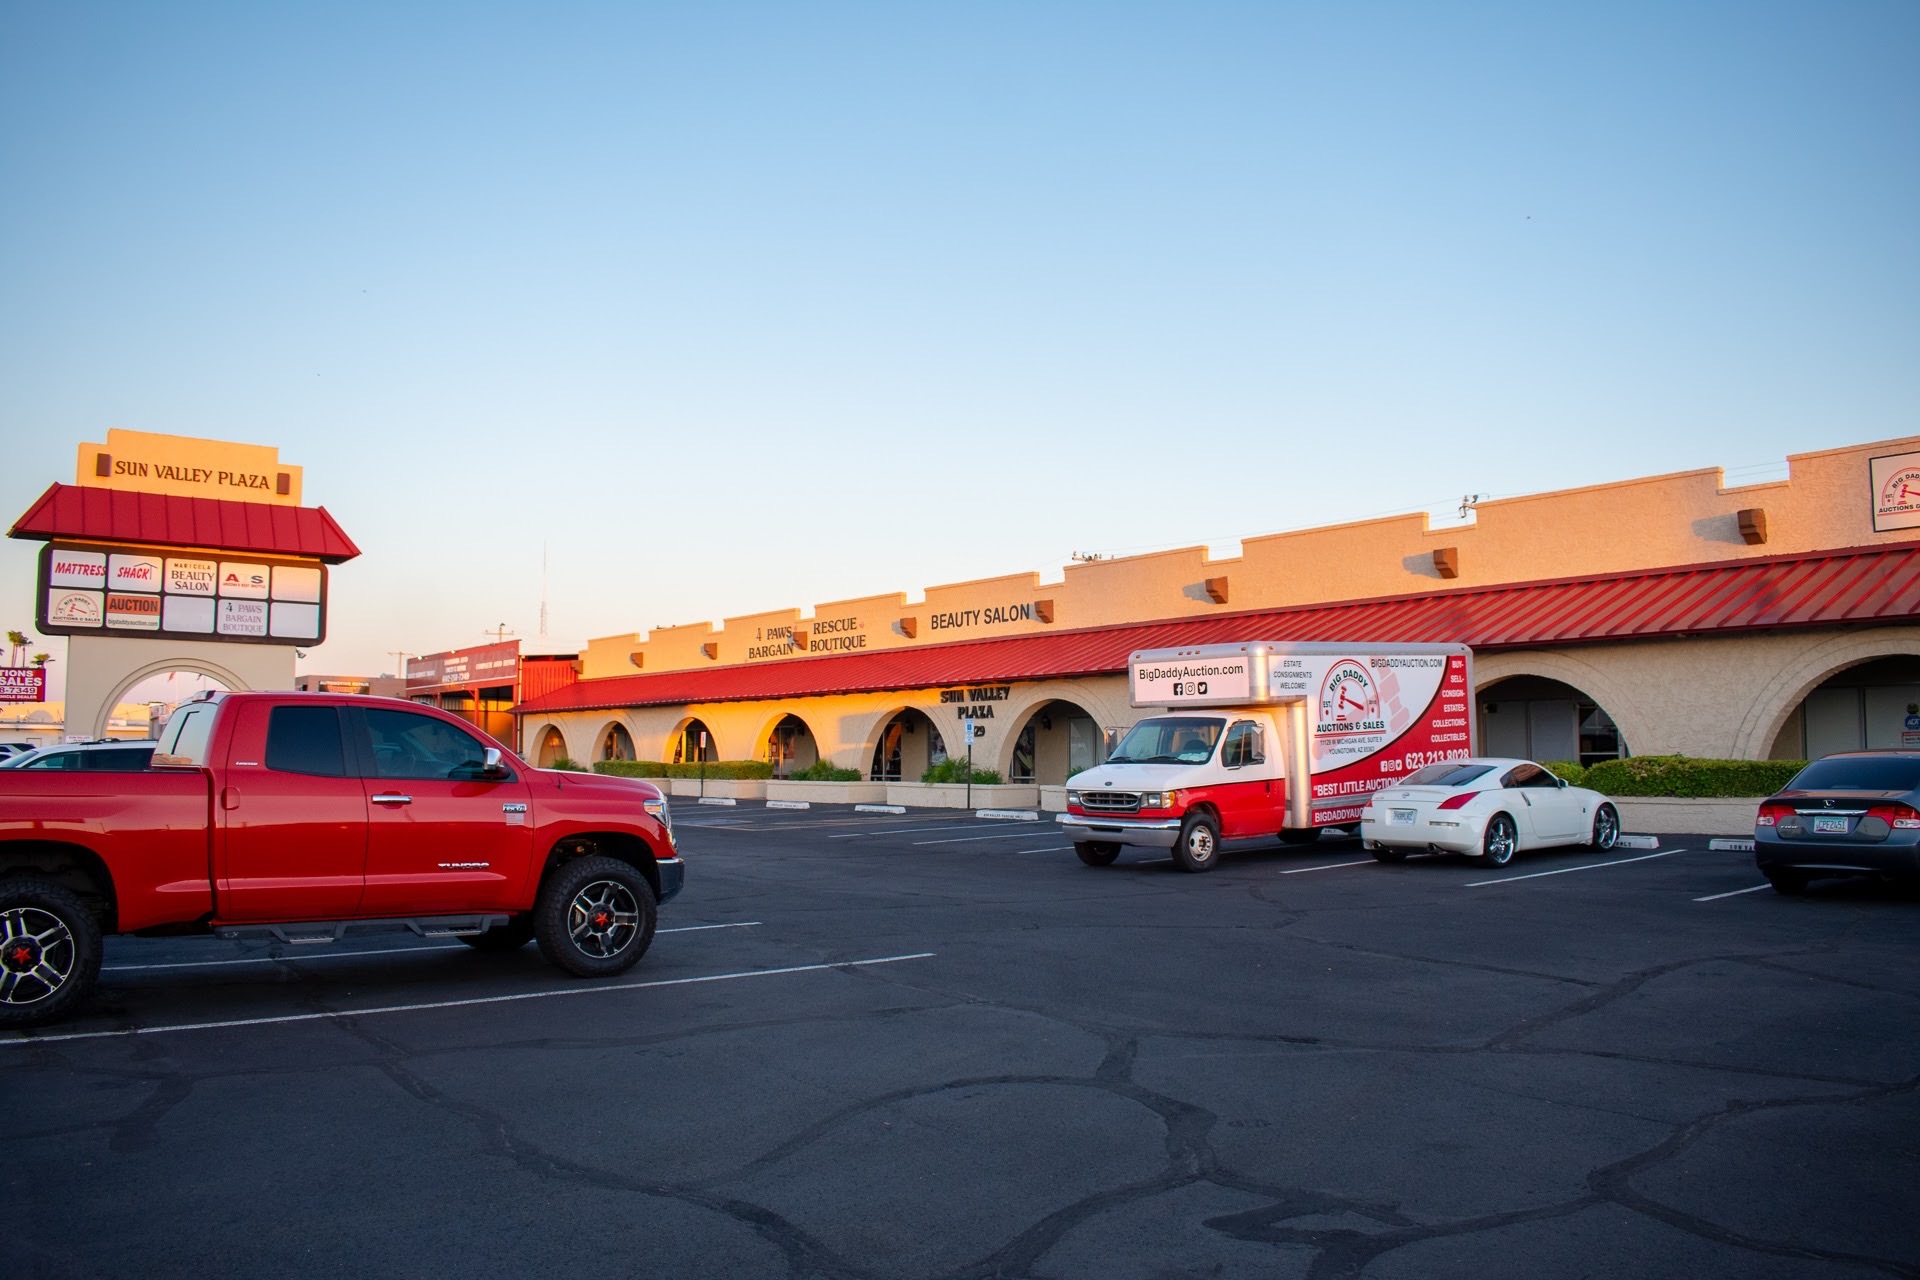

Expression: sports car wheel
xmin=1481 ymin=815 xmax=1518 ymax=868
xmin=1591 ymin=804 xmax=1620 ymax=851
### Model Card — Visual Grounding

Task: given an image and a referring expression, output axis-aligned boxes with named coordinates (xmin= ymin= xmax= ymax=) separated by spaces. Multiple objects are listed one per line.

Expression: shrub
xmin=1581 ymin=755 xmax=1807 ymax=798
xmin=548 ymin=756 xmax=589 ymax=773
xmin=593 ymin=759 xmax=775 ymax=780
xmin=1539 ymin=760 xmax=1587 ymax=786
xmin=788 ymin=759 xmax=862 ymax=781
xmin=920 ymin=757 xmax=1003 ymax=785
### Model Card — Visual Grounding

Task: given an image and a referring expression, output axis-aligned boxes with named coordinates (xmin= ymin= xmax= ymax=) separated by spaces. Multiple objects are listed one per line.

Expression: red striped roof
xmin=515 ymin=542 xmax=1920 ymax=714
xmin=9 ymin=484 xmax=361 ymax=563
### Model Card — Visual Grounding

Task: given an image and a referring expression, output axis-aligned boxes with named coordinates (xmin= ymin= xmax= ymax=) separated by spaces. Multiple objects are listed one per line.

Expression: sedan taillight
xmin=1868 ymin=802 xmax=1920 ymax=829
xmin=1438 ymin=791 xmax=1480 ymax=811
xmin=1756 ymin=800 xmax=1792 ymax=828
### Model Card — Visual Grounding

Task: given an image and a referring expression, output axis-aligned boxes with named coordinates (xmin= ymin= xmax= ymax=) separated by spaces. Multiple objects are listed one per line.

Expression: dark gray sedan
xmin=1755 ymin=751 xmax=1920 ymax=893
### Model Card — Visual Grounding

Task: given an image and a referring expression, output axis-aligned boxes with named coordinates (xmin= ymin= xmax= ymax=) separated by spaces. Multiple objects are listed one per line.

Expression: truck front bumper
xmin=656 ymin=856 xmax=686 ymax=903
xmin=1057 ymin=813 xmax=1183 ymax=849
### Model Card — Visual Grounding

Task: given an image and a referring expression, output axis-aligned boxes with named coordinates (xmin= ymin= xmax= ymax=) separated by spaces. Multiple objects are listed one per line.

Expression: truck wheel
xmin=1172 ymin=813 xmax=1221 ymax=873
xmin=1369 ymin=843 xmax=1407 ymax=863
xmin=0 ymin=878 xmax=102 ymax=1029
xmin=1278 ymin=829 xmax=1321 ymax=846
xmin=534 ymin=856 xmax=658 ymax=978
xmin=1074 ymin=841 xmax=1121 ymax=867
xmin=1481 ymin=815 xmax=1518 ymax=868
xmin=459 ymin=916 xmax=536 ymax=952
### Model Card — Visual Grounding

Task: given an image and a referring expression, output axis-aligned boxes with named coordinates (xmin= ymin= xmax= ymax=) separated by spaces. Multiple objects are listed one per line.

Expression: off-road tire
xmin=0 ymin=877 xmax=103 ymax=1029
xmin=1172 ymin=812 xmax=1222 ymax=873
xmin=459 ymin=916 xmax=537 ymax=952
xmin=534 ymin=856 xmax=658 ymax=978
xmin=1074 ymin=841 xmax=1121 ymax=867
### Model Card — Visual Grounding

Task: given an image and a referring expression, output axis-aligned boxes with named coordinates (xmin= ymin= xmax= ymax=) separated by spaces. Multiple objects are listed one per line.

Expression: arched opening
xmin=1007 ymin=699 xmax=1104 ymax=784
xmin=1768 ymin=655 xmax=1920 ymax=759
xmin=1477 ymin=676 xmax=1625 ymax=767
xmin=764 ymin=714 xmax=819 ymax=778
xmin=598 ymin=722 xmax=635 ymax=762
xmin=119 ymin=669 xmax=236 ymax=742
xmin=671 ymin=719 xmax=717 ymax=764
xmin=869 ymin=709 xmax=946 ymax=781
xmin=534 ymin=725 xmax=568 ymax=768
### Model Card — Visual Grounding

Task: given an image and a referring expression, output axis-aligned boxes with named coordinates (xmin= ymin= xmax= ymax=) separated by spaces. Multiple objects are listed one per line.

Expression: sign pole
xmin=699 ymin=728 xmax=708 ymax=798
xmin=965 ymin=719 xmax=974 ymax=809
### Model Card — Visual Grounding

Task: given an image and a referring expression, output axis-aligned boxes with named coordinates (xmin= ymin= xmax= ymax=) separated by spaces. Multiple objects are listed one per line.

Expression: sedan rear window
xmin=1403 ymin=762 xmax=1495 ymax=787
xmin=1786 ymin=757 xmax=1920 ymax=793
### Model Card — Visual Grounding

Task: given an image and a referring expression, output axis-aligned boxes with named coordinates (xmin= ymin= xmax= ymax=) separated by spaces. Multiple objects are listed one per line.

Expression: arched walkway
xmin=1732 ymin=629 xmax=1920 ymax=760
xmin=1002 ymin=698 xmax=1105 ymax=784
xmin=96 ymin=658 xmax=248 ymax=742
xmin=867 ymin=707 xmax=946 ymax=781
xmin=1475 ymin=675 xmax=1627 ymax=767
xmin=1473 ymin=652 xmax=1651 ymax=766
xmin=597 ymin=721 xmax=635 ymax=762
xmin=669 ymin=717 xmax=719 ymax=763
xmin=759 ymin=712 xmax=820 ymax=778
xmin=531 ymin=724 xmax=569 ymax=768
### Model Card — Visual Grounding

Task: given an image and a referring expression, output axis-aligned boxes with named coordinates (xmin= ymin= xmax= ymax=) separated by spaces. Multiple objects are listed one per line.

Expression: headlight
xmin=1140 ymin=791 xmax=1177 ymax=808
xmin=643 ymin=797 xmax=672 ymax=830
xmin=1066 ymin=790 xmax=1081 ymax=805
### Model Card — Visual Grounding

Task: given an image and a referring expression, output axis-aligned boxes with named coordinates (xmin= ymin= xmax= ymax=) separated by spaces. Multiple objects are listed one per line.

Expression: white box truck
xmin=1059 ymin=641 xmax=1474 ymax=871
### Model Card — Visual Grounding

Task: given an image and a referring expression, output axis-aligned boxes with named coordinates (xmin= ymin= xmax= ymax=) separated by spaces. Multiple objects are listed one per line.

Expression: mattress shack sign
xmin=36 ymin=542 xmax=327 ymax=645
xmin=0 ymin=668 xmax=46 ymax=704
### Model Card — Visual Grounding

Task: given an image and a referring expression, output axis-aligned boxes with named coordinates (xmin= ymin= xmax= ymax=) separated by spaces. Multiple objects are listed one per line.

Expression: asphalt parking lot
xmin=5 ymin=804 xmax=1917 ymax=1280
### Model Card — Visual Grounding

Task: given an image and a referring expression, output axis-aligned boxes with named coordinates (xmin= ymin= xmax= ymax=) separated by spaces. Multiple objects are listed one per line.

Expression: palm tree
xmin=5 ymin=630 xmax=25 ymax=667
xmin=30 ymin=653 xmax=49 ymax=668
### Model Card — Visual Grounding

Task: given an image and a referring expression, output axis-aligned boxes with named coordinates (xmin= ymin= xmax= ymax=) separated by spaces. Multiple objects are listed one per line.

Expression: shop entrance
xmin=1007 ymin=700 xmax=1103 ymax=784
xmin=1769 ymin=656 xmax=1920 ymax=758
xmin=598 ymin=723 xmax=635 ymax=762
xmin=765 ymin=714 xmax=820 ymax=777
xmin=1477 ymin=676 xmax=1625 ymax=766
xmin=870 ymin=709 xmax=946 ymax=781
xmin=672 ymin=719 xmax=718 ymax=764
xmin=534 ymin=726 xmax=568 ymax=768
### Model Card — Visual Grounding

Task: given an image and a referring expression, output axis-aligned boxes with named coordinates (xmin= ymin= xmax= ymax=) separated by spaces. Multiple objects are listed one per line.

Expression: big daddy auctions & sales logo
xmin=1878 ymin=465 xmax=1920 ymax=519
xmin=1317 ymin=659 xmax=1386 ymax=737
xmin=50 ymin=591 xmax=103 ymax=624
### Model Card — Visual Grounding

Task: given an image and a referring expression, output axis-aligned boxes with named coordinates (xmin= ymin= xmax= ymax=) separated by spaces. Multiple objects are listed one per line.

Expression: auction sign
xmin=0 ymin=668 xmax=46 ymax=703
xmin=36 ymin=542 xmax=328 ymax=645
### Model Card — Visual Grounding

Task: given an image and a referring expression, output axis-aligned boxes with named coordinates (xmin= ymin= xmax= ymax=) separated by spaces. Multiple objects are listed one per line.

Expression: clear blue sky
xmin=3 ymin=1 xmax=1916 ymax=697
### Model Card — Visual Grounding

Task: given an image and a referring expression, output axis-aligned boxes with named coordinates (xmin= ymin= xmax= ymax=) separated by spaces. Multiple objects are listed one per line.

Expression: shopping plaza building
xmin=514 ymin=436 xmax=1920 ymax=786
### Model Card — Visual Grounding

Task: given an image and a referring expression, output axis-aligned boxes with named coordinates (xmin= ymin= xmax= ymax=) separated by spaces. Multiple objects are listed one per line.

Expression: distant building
xmin=404 ymin=642 xmax=577 ymax=749
xmin=294 ymin=673 xmax=407 ymax=698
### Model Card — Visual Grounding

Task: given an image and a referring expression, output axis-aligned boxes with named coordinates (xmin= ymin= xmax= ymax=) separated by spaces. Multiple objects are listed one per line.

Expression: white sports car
xmin=1358 ymin=758 xmax=1620 ymax=867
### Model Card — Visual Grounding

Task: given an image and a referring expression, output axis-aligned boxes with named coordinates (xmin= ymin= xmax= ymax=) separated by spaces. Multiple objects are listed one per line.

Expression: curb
xmin=1708 ymin=838 xmax=1756 ymax=852
xmin=855 ymin=804 xmax=907 ymax=814
xmin=1615 ymin=834 xmax=1661 ymax=850
xmin=695 ymin=797 xmax=737 ymax=807
xmin=766 ymin=800 xmax=811 ymax=810
xmin=976 ymin=809 xmax=1039 ymax=821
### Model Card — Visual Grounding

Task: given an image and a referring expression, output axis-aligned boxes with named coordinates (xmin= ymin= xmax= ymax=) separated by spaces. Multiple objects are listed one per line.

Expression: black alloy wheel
xmin=0 ymin=878 xmax=102 ymax=1028
xmin=1074 ymin=841 xmax=1121 ymax=867
xmin=535 ymin=855 xmax=658 ymax=977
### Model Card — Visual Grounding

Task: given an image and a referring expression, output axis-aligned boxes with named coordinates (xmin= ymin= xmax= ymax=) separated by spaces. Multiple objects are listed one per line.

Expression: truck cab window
xmin=1222 ymin=721 xmax=1264 ymax=768
xmin=265 ymin=706 xmax=348 ymax=777
xmin=364 ymin=709 xmax=508 ymax=781
xmin=159 ymin=706 xmax=214 ymax=765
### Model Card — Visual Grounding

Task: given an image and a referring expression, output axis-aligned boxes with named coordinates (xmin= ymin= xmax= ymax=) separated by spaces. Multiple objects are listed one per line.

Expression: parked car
xmin=0 ymin=690 xmax=683 ymax=1026
xmin=0 ymin=742 xmax=34 ymax=759
xmin=1359 ymin=758 xmax=1620 ymax=865
xmin=0 ymin=741 xmax=156 ymax=771
xmin=1754 ymin=751 xmax=1920 ymax=894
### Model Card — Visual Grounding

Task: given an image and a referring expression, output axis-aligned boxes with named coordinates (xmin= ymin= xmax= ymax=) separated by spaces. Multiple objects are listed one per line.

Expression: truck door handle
xmin=371 ymin=794 xmax=413 ymax=805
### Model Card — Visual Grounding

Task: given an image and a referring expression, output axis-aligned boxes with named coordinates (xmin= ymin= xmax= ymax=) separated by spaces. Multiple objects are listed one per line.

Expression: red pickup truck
xmin=0 ymin=690 xmax=683 ymax=1027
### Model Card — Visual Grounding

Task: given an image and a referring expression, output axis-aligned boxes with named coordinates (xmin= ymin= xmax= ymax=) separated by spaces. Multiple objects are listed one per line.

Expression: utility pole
xmin=484 ymin=623 xmax=517 ymax=644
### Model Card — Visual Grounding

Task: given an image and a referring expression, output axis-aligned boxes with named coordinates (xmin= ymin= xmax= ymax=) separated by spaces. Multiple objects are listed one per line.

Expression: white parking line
xmin=1280 ymin=859 xmax=1376 ymax=874
xmin=1694 ymin=884 xmax=1771 ymax=902
xmin=5 ymin=952 xmax=938 ymax=1047
xmin=1014 ymin=845 xmax=1072 ymax=854
xmin=1465 ymin=849 xmax=1687 ymax=887
xmin=831 ymin=822 xmax=1008 ymax=838
xmin=914 ymin=830 xmax=1070 ymax=846
xmin=102 ymin=922 xmax=763 ymax=973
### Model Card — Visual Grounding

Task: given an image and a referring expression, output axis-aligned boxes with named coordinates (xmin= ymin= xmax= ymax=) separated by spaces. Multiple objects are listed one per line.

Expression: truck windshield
xmin=1108 ymin=718 xmax=1224 ymax=765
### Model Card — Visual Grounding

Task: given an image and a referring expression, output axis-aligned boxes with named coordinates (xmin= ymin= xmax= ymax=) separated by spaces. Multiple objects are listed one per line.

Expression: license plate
xmin=1390 ymin=808 xmax=1417 ymax=825
xmin=1812 ymin=815 xmax=1849 ymax=834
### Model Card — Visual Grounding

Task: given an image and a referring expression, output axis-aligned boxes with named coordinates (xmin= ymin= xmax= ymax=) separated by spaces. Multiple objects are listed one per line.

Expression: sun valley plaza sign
xmin=28 ymin=430 xmax=330 ymax=646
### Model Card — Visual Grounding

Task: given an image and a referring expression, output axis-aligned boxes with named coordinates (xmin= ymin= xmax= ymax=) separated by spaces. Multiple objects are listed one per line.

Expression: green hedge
xmin=788 ymin=759 xmax=863 ymax=781
xmin=921 ymin=757 xmax=1003 ymax=785
xmin=1540 ymin=761 xmax=1587 ymax=786
xmin=1581 ymin=755 xmax=1806 ymax=798
xmin=593 ymin=759 xmax=775 ymax=780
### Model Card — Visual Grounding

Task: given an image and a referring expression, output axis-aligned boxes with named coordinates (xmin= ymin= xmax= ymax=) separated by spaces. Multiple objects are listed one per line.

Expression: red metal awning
xmin=514 ymin=541 xmax=1920 ymax=715
xmin=8 ymin=483 xmax=361 ymax=563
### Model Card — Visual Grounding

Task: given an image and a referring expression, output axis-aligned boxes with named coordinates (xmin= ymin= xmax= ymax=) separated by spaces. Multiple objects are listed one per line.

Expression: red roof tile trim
xmin=8 ymin=484 xmax=361 ymax=563
xmin=515 ymin=542 xmax=1920 ymax=715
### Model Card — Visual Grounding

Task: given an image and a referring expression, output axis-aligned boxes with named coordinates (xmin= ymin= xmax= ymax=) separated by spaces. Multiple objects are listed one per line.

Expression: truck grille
xmin=1081 ymin=791 xmax=1142 ymax=814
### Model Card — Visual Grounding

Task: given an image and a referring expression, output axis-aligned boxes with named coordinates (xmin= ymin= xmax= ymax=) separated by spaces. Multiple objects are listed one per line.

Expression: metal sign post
xmin=964 ymin=719 xmax=976 ymax=809
xmin=699 ymin=729 xmax=708 ymax=798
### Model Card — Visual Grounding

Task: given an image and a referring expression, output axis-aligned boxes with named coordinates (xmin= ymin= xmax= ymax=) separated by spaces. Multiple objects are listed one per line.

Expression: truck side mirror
xmin=482 ymin=747 xmax=508 ymax=779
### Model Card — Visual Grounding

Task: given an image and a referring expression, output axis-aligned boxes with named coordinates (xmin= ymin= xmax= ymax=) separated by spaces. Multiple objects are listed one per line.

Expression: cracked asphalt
xmin=4 ymin=805 xmax=1918 ymax=1279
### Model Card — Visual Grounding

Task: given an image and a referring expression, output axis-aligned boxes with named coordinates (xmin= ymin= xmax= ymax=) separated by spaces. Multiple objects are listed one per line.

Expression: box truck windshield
xmin=1109 ymin=717 xmax=1225 ymax=764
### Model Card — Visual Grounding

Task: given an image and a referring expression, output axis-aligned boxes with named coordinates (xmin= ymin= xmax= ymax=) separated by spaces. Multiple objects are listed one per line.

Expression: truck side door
xmin=1215 ymin=718 xmax=1279 ymax=838
xmin=216 ymin=702 xmax=368 ymax=922
xmin=352 ymin=707 xmax=535 ymax=916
